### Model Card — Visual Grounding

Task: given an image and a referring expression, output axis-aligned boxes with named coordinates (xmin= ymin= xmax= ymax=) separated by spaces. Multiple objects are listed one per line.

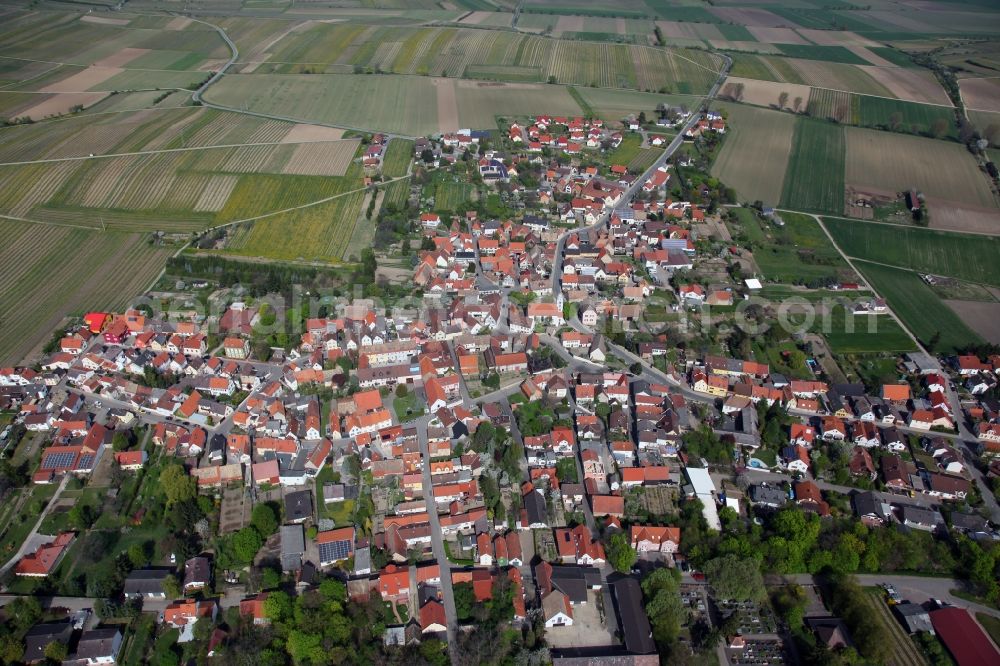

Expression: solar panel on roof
xmin=79 ymin=455 xmax=94 ymax=468
xmin=42 ymin=452 xmax=76 ymax=470
xmin=318 ymin=540 xmax=350 ymax=563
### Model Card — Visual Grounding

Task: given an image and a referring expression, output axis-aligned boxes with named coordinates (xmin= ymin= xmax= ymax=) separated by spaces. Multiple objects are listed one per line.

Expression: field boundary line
xmin=820 ymin=214 xmax=1000 ymax=238
xmin=0 ymin=54 xmax=223 ymax=74
xmin=209 ymin=173 xmax=411 ymax=231
xmin=0 ymin=138 xmax=361 ymax=167
xmin=780 ymin=208 xmax=927 ymax=355
xmin=723 ymin=76 xmax=958 ymax=109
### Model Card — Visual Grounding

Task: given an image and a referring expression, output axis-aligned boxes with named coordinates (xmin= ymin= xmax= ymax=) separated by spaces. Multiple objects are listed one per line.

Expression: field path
xmin=782 ymin=209 xmax=925 ymax=354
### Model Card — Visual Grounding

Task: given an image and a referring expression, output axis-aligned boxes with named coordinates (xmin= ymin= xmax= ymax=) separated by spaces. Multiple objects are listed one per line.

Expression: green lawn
xmin=854 ymin=260 xmax=983 ymax=352
xmin=393 ymin=392 xmax=426 ymax=420
xmin=976 ymin=612 xmax=1000 ymax=648
xmin=751 ymin=211 xmax=850 ymax=284
xmin=607 ymin=133 xmax=642 ymax=167
xmin=823 ymin=217 xmax=1000 ymax=288
xmin=814 ymin=305 xmax=917 ymax=354
xmin=321 ymin=499 xmax=355 ymax=527
xmin=727 ymin=207 xmax=766 ymax=243
xmin=780 ymin=118 xmax=845 ymax=215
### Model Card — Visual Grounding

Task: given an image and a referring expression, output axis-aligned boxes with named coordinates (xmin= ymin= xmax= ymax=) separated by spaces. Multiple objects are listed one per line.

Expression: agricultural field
xmin=205 ymin=73 xmax=442 ymax=136
xmin=780 ymin=117 xmax=845 ymax=215
xmin=806 ymin=87 xmax=858 ymax=124
xmin=223 ymin=189 xmax=367 ymax=262
xmin=854 ymin=261 xmax=983 ymax=353
xmin=0 ymin=224 xmax=173 ymax=365
xmin=959 ymin=75 xmax=1000 ymax=112
xmin=453 ymin=80 xmax=583 ymax=129
xmin=572 ymin=87 xmax=698 ymax=121
xmin=381 ymin=139 xmax=413 ymax=178
xmin=721 ymin=77 xmax=811 ymax=112
xmin=823 ymin=218 xmax=1000 ymax=288
xmin=844 ymin=127 xmax=997 ymax=210
xmin=710 ymin=102 xmax=795 ymax=206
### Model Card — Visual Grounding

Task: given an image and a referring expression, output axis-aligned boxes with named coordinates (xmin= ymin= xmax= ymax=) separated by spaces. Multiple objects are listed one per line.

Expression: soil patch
xmin=945 ymin=300 xmax=1000 ymax=343
xmin=435 ymin=77 xmax=459 ymax=134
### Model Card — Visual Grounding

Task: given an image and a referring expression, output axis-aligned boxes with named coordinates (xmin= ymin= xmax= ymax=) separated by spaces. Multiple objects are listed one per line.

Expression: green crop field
xmin=780 ymin=118 xmax=845 ymax=214
xmin=573 ymin=87 xmax=699 ymax=121
xmin=775 ymin=44 xmax=869 ymax=65
xmin=224 ymin=189 xmax=367 ymax=262
xmin=435 ymin=181 xmax=476 ymax=214
xmin=205 ymin=73 xmax=442 ymax=136
xmin=823 ymin=218 xmax=1000 ymax=287
xmin=854 ymin=260 xmax=983 ymax=352
xmin=381 ymin=139 xmax=413 ymax=178
xmin=856 ymin=96 xmax=957 ymax=138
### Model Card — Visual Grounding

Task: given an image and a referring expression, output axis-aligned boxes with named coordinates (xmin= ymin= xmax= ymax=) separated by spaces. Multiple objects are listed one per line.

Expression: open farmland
xmin=844 ymin=127 xmax=997 ymax=209
xmin=224 ymin=189 xmax=367 ymax=262
xmin=454 ymin=80 xmax=583 ymax=129
xmin=854 ymin=261 xmax=983 ymax=353
xmin=721 ymin=77 xmax=811 ymax=111
xmin=381 ymin=139 xmax=413 ymax=178
xmin=710 ymin=103 xmax=795 ymax=206
xmin=823 ymin=218 xmax=1000 ymax=288
xmin=0 ymin=224 xmax=173 ymax=365
xmin=205 ymin=73 xmax=441 ymax=135
xmin=780 ymin=118 xmax=845 ymax=215
xmin=572 ymin=87 xmax=699 ymax=121
xmin=960 ymin=77 xmax=1000 ymax=112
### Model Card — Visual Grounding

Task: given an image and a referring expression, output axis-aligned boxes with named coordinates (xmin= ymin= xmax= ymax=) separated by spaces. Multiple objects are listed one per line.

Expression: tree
xmin=606 ymin=532 xmax=638 ymax=573
xmin=260 ymin=567 xmax=281 ymax=590
xmin=264 ymin=590 xmax=293 ymax=621
xmin=793 ymin=96 xmax=803 ymax=113
xmin=930 ymin=117 xmax=949 ymax=138
xmin=162 ymin=574 xmax=181 ymax=600
xmin=420 ymin=148 xmax=435 ymax=163
xmin=286 ymin=630 xmax=325 ymax=665
xmin=453 ymin=582 xmax=476 ymax=620
xmin=251 ymin=503 xmax=278 ymax=537
xmin=44 ymin=641 xmax=68 ymax=662
xmin=889 ymin=111 xmax=903 ymax=131
xmin=160 ymin=464 xmax=195 ymax=506
xmin=68 ymin=503 xmax=95 ymax=530
xmin=7 ymin=596 xmax=42 ymax=632
xmin=112 ymin=430 xmax=131 ymax=451
xmin=704 ymin=554 xmax=765 ymax=601
xmin=231 ymin=526 xmax=263 ymax=565
xmin=127 ymin=542 xmax=150 ymax=568
xmin=642 ymin=568 xmax=685 ymax=647
xmin=555 ymin=457 xmax=578 ymax=484
xmin=778 ymin=91 xmax=789 ymax=109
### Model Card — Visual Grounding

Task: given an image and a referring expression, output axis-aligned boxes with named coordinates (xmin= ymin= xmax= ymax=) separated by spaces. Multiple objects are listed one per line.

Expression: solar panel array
xmin=319 ymin=539 xmax=350 ymax=563
xmin=79 ymin=455 xmax=95 ymax=469
xmin=42 ymin=451 xmax=77 ymax=470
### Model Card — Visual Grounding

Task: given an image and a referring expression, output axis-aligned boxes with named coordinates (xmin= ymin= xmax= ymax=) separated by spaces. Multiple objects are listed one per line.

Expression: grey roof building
xmin=749 ymin=484 xmax=787 ymax=508
xmin=611 ymin=578 xmax=656 ymax=655
xmin=284 ymin=490 xmax=313 ymax=524
xmin=23 ymin=622 xmax=73 ymax=663
xmin=894 ymin=602 xmax=934 ymax=634
xmin=75 ymin=627 xmax=123 ymax=664
xmin=123 ymin=568 xmax=171 ymax=598
xmin=280 ymin=524 xmax=305 ymax=572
